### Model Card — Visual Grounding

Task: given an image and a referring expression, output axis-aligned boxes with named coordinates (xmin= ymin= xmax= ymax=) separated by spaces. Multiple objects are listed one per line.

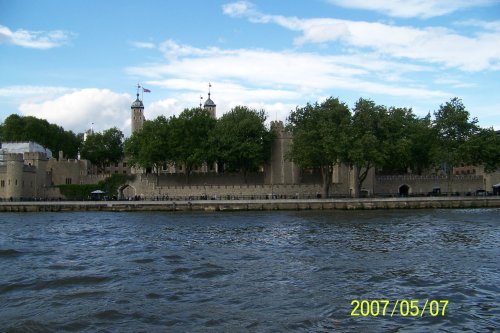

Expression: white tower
xmin=131 ymin=85 xmax=145 ymax=134
xmin=203 ymin=83 xmax=216 ymax=119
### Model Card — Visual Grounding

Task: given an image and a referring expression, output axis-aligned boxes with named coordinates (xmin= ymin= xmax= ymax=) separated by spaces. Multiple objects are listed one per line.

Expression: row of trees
xmin=124 ymin=106 xmax=273 ymax=181
xmin=288 ymin=97 xmax=499 ymax=197
xmin=0 ymin=114 xmax=82 ymax=158
xmin=1 ymin=97 xmax=498 ymax=198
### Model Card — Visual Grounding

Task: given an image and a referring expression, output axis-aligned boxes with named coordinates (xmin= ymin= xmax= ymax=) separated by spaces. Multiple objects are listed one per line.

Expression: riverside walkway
xmin=0 ymin=196 xmax=499 ymax=212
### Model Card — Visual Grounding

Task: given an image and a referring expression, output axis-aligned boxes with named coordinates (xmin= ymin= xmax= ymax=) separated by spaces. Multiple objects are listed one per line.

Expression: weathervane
xmin=136 ymin=83 xmax=141 ymax=98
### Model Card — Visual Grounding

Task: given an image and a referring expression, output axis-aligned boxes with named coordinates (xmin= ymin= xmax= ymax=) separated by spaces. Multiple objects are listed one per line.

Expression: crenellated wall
xmin=375 ymin=174 xmax=484 ymax=195
xmin=121 ymin=174 xmax=324 ymax=200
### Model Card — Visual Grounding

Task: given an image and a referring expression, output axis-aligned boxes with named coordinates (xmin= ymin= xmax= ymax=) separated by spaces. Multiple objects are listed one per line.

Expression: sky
xmin=1 ymin=0 xmax=499 ymax=136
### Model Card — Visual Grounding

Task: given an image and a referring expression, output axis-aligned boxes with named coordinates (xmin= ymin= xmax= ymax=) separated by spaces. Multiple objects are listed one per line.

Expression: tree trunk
xmin=321 ymin=165 xmax=332 ymax=198
xmin=446 ymin=167 xmax=453 ymax=196
xmin=243 ymin=169 xmax=248 ymax=185
xmin=185 ymin=164 xmax=191 ymax=185
xmin=356 ymin=163 xmax=371 ymax=198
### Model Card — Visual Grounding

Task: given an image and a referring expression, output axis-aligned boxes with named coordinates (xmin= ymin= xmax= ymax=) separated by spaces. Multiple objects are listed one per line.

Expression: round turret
xmin=6 ymin=153 xmax=24 ymax=200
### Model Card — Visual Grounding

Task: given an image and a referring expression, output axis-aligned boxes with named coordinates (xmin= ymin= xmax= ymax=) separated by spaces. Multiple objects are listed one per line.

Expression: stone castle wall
xmin=122 ymin=175 xmax=324 ymax=200
xmin=375 ymin=175 xmax=484 ymax=195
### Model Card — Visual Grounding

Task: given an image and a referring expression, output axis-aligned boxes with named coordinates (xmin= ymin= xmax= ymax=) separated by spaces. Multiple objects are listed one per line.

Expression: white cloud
xmin=129 ymin=41 xmax=156 ymax=49
xmin=0 ymin=85 xmax=75 ymax=102
xmin=326 ymin=0 xmax=496 ymax=19
xmin=222 ymin=2 xmax=500 ymax=72
xmin=19 ymin=89 xmax=132 ymax=135
xmin=0 ymin=24 xmax=74 ymax=49
xmin=146 ymin=98 xmax=184 ymax=120
xmin=434 ymin=77 xmax=477 ymax=89
xmin=455 ymin=19 xmax=500 ymax=31
xmin=127 ymin=40 xmax=447 ymax=102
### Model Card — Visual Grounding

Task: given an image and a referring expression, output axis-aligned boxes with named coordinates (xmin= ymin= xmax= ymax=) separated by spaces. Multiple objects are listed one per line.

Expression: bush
xmin=57 ymin=174 xmax=135 ymax=200
xmin=57 ymin=184 xmax=101 ymax=201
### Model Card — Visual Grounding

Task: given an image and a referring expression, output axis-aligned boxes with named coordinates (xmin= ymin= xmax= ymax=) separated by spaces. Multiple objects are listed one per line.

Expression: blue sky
xmin=1 ymin=0 xmax=499 ymax=135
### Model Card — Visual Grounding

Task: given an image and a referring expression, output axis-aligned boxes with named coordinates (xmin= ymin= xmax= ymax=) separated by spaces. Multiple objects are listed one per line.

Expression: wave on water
xmin=94 ymin=309 xmax=127 ymax=320
xmin=0 ymin=249 xmax=24 ymax=257
xmin=34 ymin=275 xmax=111 ymax=290
xmin=0 ymin=275 xmax=111 ymax=294
xmin=5 ymin=320 xmax=51 ymax=333
xmin=0 ymin=210 xmax=498 ymax=332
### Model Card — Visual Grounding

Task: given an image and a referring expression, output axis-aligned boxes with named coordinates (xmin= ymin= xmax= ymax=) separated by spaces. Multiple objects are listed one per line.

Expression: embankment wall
xmin=0 ymin=197 xmax=498 ymax=212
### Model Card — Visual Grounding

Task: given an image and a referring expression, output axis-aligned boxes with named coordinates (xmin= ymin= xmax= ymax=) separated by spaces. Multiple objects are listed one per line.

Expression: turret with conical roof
xmin=131 ymin=87 xmax=145 ymax=134
xmin=203 ymin=83 xmax=216 ymax=119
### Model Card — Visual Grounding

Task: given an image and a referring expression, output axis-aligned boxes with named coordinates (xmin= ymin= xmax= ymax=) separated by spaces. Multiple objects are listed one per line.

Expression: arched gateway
xmin=118 ymin=184 xmax=136 ymax=200
xmin=399 ymin=184 xmax=410 ymax=197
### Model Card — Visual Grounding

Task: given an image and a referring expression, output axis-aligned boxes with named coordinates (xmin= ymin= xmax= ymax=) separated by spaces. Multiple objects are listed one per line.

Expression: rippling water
xmin=0 ymin=209 xmax=498 ymax=332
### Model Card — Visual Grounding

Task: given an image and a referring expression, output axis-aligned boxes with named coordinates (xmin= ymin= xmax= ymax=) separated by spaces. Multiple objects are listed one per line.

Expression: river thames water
xmin=0 ymin=209 xmax=498 ymax=332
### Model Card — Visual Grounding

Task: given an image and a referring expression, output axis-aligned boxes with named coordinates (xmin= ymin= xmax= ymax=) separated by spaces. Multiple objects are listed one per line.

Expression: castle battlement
xmin=6 ymin=153 xmax=24 ymax=162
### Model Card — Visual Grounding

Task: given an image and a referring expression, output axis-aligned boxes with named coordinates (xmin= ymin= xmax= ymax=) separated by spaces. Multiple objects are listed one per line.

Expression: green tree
xmin=433 ymin=97 xmax=480 ymax=193
xmin=406 ymin=113 xmax=438 ymax=175
xmin=210 ymin=106 xmax=273 ymax=182
xmin=81 ymin=127 xmax=124 ymax=173
xmin=169 ymin=108 xmax=216 ymax=181
xmin=465 ymin=127 xmax=500 ymax=173
xmin=349 ymin=98 xmax=388 ymax=197
xmin=124 ymin=116 xmax=172 ymax=175
xmin=376 ymin=107 xmax=439 ymax=175
xmin=1 ymin=114 xmax=25 ymax=140
xmin=378 ymin=107 xmax=414 ymax=174
xmin=287 ymin=97 xmax=351 ymax=197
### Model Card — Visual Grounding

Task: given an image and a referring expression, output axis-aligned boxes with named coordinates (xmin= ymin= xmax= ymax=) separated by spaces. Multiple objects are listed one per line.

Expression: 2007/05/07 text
xmin=351 ymin=299 xmax=448 ymax=317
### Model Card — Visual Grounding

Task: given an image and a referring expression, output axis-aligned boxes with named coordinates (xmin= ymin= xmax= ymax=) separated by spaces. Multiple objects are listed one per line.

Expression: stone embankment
xmin=0 ymin=197 xmax=499 ymax=212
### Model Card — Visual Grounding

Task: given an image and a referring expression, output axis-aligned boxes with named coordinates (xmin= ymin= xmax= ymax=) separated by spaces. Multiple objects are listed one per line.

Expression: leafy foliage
xmin=80 ymin=127 xmax=124 ymax=172
xmin=464 ymin=127 xmax=500 ymax=173
xmin=406 ymin=114 xmax=437 ymax=175
xmin=58 ymin=174 xmax=133 ymax=200
xmin=348 ymin=98 xmax=389 ymax=196
xmin=170 ymin=108 xmax=217 ymax=177
xmin=433 ymin=97 xmax=480 ymax=173
xmin=124 ymin=116 xmax=171 ymax=173
xmin=287 ymin=97 xmax=351 ymax=197
xmin=210 ymin=106 xmax=273 ymax=180
xmin=57 ymin=184 xmax=101 ymax=201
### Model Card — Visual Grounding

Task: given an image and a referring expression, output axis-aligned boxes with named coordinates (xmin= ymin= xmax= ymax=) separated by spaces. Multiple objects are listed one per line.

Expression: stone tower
xmin=6 ymin=153 xmax=24 ymax=200
xmin=265 ymin=121 xmax=300 ymax=185
xmin=131 ymin=92 xmax=145 ymax=134
xmin=203 ymin=83 xmax=216 ymax=119
xmin=24 ymin=152 xmax=49 ymax=198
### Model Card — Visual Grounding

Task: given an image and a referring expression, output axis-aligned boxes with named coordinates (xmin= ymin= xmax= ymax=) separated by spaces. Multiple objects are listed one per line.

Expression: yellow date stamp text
xmin=350 ymin=299 xmax=448 ymax=317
